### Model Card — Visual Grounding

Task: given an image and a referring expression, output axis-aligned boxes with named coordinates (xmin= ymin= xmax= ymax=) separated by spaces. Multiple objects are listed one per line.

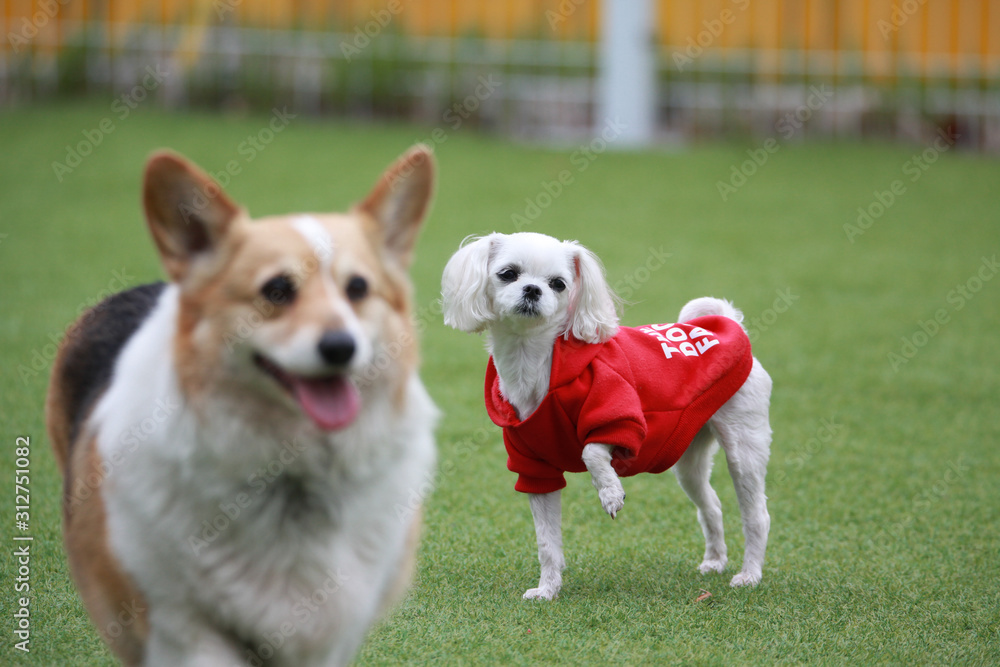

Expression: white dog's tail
xmin=679 ymin=297 xmax=744 ymax=328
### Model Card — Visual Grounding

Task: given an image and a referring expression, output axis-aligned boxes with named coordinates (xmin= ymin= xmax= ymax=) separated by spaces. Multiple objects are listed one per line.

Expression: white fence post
xmin=598 ymin=0 xmax=657 ymax=147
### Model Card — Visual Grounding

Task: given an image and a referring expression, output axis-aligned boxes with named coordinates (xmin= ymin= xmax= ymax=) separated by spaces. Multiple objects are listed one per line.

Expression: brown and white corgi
xmin=46 ymin=145 xmax=438 ymax=666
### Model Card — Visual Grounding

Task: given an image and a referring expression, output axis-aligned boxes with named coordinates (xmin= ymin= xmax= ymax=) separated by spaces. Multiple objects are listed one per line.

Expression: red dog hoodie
xmin=484 ymin=315 xmax=754 ymax=494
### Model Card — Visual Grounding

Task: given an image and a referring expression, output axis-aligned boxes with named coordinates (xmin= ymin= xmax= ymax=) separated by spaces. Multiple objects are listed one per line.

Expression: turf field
xmin=1 ymin=103 xmax=998 ymax=665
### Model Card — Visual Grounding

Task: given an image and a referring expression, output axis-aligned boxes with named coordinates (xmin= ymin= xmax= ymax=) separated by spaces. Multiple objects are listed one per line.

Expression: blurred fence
xmin=3 ymin=0 xmax=999 ymax=150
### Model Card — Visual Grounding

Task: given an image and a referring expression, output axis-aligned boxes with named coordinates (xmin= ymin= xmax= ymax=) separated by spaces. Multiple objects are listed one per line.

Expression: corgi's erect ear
xmin=143 ymin=151 xmax=243 ymax=283
xmin=357 ymin=144 xmax=435 ymax=268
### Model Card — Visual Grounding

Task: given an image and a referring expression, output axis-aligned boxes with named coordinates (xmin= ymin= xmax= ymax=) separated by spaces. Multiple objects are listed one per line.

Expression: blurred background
xmin=3 ymin=5 xmax=1000 ymax=664
xmin=3 ymin=0 xmax=999 ymax=151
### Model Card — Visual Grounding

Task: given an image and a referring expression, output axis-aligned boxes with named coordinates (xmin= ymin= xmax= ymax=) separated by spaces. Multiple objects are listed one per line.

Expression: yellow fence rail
xmin=3 ymin=1 xmax=999 ymax=147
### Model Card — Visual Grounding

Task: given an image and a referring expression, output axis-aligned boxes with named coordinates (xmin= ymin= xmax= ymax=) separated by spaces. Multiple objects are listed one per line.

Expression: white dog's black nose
xmin=523 ymin=284 xmax=542 ymax=302
xmin=318 ymin=331 xmax=355 ymax=366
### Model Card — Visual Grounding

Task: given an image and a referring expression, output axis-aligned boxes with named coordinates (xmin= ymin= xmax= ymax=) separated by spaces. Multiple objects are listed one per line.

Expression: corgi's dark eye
xmin=497 ymin=268 xmax=519 ymax=283
xmin=346 ymin=275 xmax=369 ymax=302
xmin=549 ymin=278 xmax=567 ymax=293
xmin=261 ymin=274 xmax=296 ymax=305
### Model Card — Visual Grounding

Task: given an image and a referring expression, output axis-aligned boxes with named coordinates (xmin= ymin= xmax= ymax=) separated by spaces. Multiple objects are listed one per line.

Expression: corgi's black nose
xmin=523 ymin=284 xmax=542 ymax=302
xmin=318 ymin=331 xmax=355 ymax=366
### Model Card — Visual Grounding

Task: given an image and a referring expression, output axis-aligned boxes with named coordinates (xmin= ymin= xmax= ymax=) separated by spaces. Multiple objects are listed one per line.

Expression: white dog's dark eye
xmin=549 ymin=278 xmax=567 ymax=292
xmin=346 ymin=275 xmax=369 ymax=302
xmin=497 ymin=268 xmax=519 ymax=283
xmin=261 ymin=274 xmax=297 ymax=305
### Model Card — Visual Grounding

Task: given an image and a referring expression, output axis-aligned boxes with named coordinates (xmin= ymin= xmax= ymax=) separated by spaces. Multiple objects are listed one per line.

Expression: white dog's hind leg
xmin=672 ymin=428 xmax=728 ymax=574
xmin=711 ymin=360 xmax=773 ymax=587
xmin=524 ymin=491 xmax=565 ymax=600
xmin=581 ymin=443 xmax=626 ymax=518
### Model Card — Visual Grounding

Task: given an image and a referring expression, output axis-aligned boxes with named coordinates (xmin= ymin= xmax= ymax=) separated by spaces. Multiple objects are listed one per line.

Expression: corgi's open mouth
xmin=253 ymin=354 xmax=361 ymax=431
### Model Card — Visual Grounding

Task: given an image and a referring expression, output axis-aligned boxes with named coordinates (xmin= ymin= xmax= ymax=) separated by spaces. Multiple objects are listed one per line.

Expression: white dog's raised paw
xmin=598 ymin=485 xmax=625 ymax=519
xmin=698 ymin=558 xmax=728 ymax=575
xmin=523 ymin=587 xmax=559 ymax=601
xmin=730 ymin=571 xmax=762 ymax=587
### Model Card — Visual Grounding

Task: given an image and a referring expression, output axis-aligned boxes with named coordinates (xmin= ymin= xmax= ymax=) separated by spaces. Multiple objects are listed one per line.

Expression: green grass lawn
xmin=1 ymin=102 xmax=998 ymax=665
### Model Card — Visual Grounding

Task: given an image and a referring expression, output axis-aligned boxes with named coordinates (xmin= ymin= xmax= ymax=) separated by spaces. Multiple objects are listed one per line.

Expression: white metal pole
xmin=598 ymin=0 xmax=657 ymax=147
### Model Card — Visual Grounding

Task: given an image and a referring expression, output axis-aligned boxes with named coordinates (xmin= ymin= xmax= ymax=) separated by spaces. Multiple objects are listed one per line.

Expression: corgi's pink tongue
xmin=289 ymin=376 xmax=361 ymax=431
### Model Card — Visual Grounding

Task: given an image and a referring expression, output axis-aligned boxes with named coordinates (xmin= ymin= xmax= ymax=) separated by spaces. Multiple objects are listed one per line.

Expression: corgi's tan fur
xmin=47 ymin=146 xmax=438 ymax=666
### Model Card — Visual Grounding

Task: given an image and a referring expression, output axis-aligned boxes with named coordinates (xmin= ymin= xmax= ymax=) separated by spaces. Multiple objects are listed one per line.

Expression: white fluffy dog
xmin=442 ymin=232 xmax=772 ymax=599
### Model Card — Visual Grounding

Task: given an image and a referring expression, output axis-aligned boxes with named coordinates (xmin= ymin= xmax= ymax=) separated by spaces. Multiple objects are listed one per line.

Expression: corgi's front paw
xmin=597 ymin=482 xmax=626 ymax=519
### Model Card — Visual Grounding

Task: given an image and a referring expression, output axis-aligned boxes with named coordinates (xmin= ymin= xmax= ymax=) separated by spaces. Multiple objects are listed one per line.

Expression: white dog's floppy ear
xmin=441 ymin=234 xmax=497 ymax=333
xmin=566 ymin=242 xmax=619 ymax=344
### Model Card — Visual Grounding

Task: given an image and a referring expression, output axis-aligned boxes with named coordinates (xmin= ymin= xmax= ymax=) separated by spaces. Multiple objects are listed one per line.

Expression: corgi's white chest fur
xmin=92 ymin=286 xmax=437 ymax=663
